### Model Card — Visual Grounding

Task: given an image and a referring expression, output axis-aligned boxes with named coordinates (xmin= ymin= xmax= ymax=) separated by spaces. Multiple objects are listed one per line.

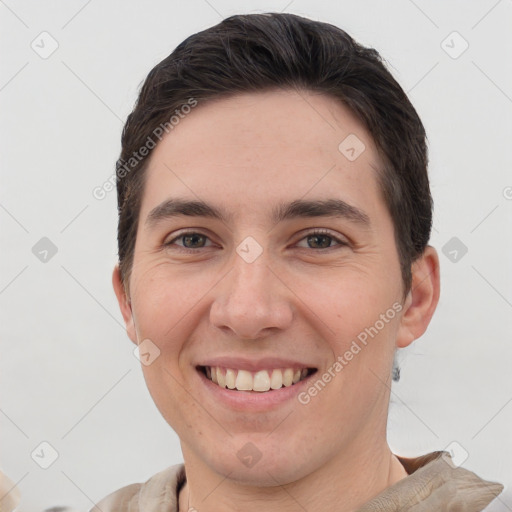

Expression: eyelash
xmin=163 ymin=229 xmax=348 ymax=254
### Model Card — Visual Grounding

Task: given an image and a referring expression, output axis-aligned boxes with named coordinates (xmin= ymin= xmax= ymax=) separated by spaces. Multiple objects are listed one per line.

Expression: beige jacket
xmin=91 ymin=451 xmax=504 ymax=511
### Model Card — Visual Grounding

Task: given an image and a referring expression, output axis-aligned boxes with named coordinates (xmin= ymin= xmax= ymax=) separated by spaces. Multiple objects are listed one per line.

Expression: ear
xmin=112 ymin=264 xmax=138 ymax=344
xmin=396 ymin=245 xmax=440 ymax=349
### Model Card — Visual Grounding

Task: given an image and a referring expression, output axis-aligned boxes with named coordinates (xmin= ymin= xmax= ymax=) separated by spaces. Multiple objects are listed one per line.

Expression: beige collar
xmin=356 ymin=451 xmax=503 ymax=511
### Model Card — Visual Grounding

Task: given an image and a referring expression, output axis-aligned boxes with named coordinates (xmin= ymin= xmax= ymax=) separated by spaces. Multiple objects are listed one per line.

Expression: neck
xmin=178 ymin=442 xmax=408 ymax=512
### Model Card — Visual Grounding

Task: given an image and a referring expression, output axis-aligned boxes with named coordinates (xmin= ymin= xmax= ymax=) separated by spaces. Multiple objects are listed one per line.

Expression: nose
xmin=209 ymin=249 xmax=294 ymax=340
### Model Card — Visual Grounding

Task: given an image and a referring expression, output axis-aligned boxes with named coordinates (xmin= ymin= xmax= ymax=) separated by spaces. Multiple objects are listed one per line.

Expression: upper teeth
xmin=205 ymin=366 xmax=309 ymax=392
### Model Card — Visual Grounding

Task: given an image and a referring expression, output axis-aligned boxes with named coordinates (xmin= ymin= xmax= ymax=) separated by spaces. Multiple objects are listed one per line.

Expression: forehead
xmin=139 ymin=89 xmax=385 ymax=225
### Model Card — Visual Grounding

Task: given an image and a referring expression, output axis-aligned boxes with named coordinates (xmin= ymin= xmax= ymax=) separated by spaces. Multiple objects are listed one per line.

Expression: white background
xmin=1 ymin=0 xmax=511 ymax=510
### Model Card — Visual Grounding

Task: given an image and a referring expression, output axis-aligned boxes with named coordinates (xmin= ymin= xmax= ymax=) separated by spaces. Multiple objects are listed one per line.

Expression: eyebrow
xmin=145 ymin=197 xmax=371 ymax=229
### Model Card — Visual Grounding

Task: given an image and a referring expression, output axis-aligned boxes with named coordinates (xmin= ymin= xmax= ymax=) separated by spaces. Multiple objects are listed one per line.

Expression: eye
xmin=295 ymin=229 xmax=348 ymax=250
xmin=164 ymin=231 xmax=214 ymax=251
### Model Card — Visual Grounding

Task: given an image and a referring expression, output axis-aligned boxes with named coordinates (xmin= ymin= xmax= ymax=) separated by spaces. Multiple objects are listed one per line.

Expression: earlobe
xmin=396 ymin=245 xmax=441 ymax=349
xmin=112 ymin=264 xmax=138 ymax=344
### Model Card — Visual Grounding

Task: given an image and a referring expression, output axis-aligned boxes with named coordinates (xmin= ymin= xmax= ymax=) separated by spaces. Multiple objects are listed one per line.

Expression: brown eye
xmin=164 ymin=231 xmax=214 ymax=251
xmin=181 ymin=233 xmax=207 ymax=248
xmin=296 ymin=230 xmax=347 ymax=250
xmin=306 ymin=234 xmax=333 ymax=249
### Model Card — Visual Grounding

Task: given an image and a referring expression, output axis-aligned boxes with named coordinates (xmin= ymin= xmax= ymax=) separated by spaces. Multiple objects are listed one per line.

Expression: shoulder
xmin=358 ymin=451 xmax=504 ymax=511
xmin=89 ymin=463 xmax=186 ymax=512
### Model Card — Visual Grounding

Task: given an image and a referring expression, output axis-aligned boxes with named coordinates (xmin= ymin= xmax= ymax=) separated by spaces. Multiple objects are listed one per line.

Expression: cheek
xmin=130 ymin=264 xmax=206 ymax=340
xmin=141 ymin=361 xmax=203 ymax=440
xmin=132 ymin=268 xmax=205 ymax=417
xmin=301 ymin=270 xmax=400 ymax=392
xmin=300 ymin=270 xmax=388 ymax=339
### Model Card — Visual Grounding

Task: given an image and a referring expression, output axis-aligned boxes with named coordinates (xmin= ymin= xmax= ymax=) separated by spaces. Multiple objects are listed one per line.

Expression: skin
xmin=113 ymin=89 xmax=440 ymax=512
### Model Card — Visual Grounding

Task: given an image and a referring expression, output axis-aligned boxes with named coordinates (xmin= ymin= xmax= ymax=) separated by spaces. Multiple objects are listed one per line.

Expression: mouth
xmin=197 ymin=365 xmax=317 ymax=393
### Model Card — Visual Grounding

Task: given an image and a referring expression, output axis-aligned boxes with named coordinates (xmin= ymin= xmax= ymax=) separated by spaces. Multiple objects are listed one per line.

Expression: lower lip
xmin=197 ymin=368 xmax=316 ymax=411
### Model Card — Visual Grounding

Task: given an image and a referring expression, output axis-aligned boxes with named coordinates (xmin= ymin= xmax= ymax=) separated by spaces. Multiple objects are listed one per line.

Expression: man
xmin=94 ymin=12 xmax=504 ymax=511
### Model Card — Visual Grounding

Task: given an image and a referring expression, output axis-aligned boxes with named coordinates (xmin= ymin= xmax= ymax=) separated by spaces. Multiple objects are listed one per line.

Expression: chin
xmin=195 ymin=433 xmax=322 ymax=487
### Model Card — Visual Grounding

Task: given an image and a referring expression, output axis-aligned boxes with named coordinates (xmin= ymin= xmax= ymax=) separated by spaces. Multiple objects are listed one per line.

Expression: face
xmin=114 ymin=89 xmax=428 ymax=486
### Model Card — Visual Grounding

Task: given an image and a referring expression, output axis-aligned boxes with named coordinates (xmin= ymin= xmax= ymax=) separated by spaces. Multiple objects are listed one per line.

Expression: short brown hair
xmin=116 ymin=12 xmax=432 ymax=302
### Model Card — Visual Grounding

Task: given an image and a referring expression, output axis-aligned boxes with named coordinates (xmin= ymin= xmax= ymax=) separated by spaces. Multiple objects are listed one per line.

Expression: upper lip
xmin=196 ymin=357 xmax=317 ymax=372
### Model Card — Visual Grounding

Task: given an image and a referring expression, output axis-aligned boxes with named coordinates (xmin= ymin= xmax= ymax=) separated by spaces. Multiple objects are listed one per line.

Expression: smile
xmin=199 ymin=366 xmax=316 ymax=392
